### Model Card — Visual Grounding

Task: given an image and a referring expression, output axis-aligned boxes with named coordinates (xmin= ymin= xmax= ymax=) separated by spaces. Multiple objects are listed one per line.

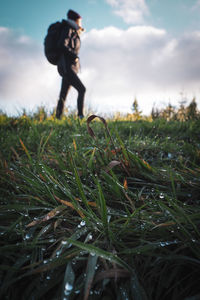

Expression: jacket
xmin=57 ymin=19 xmax=81 ymax=76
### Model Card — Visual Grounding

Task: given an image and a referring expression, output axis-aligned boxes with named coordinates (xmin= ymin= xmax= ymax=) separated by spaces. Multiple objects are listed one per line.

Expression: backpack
xmin=44 ymin=21 xmax=64 ymax=65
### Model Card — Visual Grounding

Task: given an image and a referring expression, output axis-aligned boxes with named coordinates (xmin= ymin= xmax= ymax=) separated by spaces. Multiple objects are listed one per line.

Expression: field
xmin=0 ymin=112 xmax=200 ymax=300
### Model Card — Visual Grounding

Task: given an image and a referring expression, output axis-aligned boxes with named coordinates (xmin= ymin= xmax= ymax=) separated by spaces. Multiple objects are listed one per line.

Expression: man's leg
xmin=68 ymin=69 xmax=86 ymax=117
xmin=56 ymin=77 xmax=70 ymax=119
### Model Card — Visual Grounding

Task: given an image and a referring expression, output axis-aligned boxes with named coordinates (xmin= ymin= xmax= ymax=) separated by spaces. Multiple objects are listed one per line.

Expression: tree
xmin=161 ymin=103 xmax=176 ymax=121
xmin=177 ymin=101 xmax=187 ymax=121
xmin=131 ymin=98 xmax=142 ymax=120
xmin=151 ymin=106 xmax=160 ymax=120
xmin=187 ymin=97 xmax=199 ymax=120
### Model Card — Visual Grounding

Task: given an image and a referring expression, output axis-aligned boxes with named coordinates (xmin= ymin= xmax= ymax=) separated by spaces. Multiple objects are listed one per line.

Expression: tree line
xmin=132 ymin=97 xmax=199 ymax=121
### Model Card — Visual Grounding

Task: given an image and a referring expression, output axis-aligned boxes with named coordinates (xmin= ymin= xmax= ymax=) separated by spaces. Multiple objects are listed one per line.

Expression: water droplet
xmin=159 ymin=240 xmax=178 ymax=247
xmin=71 ymin=259 xmax=76 ymax=265
xmin=49 ymin=238 xmax=56 ymax=243
xmin=80 ymin=220 xmax=86 ymax=227
xmin=107 ymin=215 xmax=111 ymax=223
xmin=62 ymin=240 xmax=67 ymax=245
xmin=168 ymin=153 xmax=172 ymax=158
xmin=160 ymin=242 xmax=166 ymax=247
xmin=64 ymin=283 xmax=73 ymax=296
xmin=24 ymin=233 xmax=31 ymax=240
xmin=56 ymin=250 xmax=62 ymax=257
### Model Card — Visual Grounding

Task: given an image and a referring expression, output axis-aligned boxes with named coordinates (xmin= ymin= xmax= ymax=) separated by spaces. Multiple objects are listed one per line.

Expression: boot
xmin=56 ymin=99 xmax=64 ymax=119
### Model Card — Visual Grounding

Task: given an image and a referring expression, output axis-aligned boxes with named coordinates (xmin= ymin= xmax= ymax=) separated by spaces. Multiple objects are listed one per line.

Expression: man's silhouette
xmin=56 ymin=9 xmax=86 ymax=119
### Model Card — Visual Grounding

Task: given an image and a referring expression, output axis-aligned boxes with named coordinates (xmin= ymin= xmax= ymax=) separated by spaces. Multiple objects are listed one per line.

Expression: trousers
xmin=57 ymin=65 xmax=86 ymax=118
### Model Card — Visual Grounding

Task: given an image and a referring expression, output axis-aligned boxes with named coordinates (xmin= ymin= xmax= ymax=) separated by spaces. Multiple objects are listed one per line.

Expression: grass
xmin=0 ymin=112 xmax=200 ymax=300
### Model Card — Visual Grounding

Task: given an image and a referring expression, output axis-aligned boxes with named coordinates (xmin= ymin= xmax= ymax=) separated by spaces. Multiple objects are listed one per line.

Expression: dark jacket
xmin=57 ymin=19 xmax=81 ymax=76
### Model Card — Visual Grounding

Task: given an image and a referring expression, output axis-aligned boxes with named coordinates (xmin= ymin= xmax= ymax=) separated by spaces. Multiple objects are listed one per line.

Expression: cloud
xmin=192 ymin=0 xmax=200 ymax=10
xmin=0 ymin=26 xmax=200 ymax=116
xmin=105 ymin=0 xmax=149 ymax=24
xmin=80 ymin=26 xmax=200 ymax=114
xmin=0 ymin=27 xmax=61 ymax=115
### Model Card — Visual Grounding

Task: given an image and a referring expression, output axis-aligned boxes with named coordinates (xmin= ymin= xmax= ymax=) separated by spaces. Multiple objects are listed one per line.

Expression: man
xmin=56 ymin=9 xmax=86 ymax=119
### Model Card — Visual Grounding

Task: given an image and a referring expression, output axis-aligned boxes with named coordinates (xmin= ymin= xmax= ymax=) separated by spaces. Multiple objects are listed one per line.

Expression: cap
xmin=67 ymin=9 xmax=81 ymax=21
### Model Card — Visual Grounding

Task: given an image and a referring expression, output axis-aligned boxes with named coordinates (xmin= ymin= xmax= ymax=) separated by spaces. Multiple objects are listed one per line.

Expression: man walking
xmin=56 ymin=9 xmax=86 ymax=119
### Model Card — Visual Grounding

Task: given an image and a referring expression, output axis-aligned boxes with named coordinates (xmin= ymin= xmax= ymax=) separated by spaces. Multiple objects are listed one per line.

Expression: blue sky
xmin=0 ymin=0 xmax=125 ymax=40
xmin=0 ymin=0 xmax=200 ymax=115
xmin=1 ymin=0 xmax=200 ymax=39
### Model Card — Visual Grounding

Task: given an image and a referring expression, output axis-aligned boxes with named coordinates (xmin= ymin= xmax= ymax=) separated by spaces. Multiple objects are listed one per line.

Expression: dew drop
xmin=49 ymin=238 xmax=56 ymax=243
xmin=64 ymin=283 xmax=73 ymax=296
xmin=80 ymin=220 xmax=86 ymax=227
xmin=24 ymin=233 xmax=31 ymax=240
xmin=71 ymin=259 xmax=76 ymax=265
xmin=107 ymin=215 xmax=111 ymax=223
xmin=62 ymin=240 xmax=68 ymax=245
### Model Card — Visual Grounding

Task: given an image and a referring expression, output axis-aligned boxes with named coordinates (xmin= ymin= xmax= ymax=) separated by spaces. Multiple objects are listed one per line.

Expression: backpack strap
xmin=58 ymin=21 xmax=79 ymax=61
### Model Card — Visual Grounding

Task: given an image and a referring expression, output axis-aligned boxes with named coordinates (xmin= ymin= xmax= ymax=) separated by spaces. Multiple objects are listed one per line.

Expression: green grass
xmin=0 ymin=113 xmax=200 ymax=300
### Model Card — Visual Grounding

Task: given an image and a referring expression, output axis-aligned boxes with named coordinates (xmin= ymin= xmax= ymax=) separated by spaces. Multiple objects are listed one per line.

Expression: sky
xmin=0 ymin=0 xmax=200 ymax=116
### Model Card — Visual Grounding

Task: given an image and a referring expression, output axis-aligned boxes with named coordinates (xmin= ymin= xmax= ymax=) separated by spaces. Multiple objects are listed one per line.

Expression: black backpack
xmin=44 ymin=21 xmax=64 ymax=65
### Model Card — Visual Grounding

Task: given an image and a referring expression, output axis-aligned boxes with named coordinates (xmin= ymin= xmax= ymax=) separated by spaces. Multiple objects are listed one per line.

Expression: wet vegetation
xmin=0 ymin=107 xmax=200 ymax=300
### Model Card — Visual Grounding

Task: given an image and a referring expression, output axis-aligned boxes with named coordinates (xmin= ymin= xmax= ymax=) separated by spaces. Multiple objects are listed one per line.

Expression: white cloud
xmin=105 ymin=0 xmax=149 ymax=24
xmin=0 ymin=26 xmax=200 ymax=116
xmin=80 ymin=26 xmax=200 ymax=114
xmin=0 ymin=27 xmax=61 ymax=115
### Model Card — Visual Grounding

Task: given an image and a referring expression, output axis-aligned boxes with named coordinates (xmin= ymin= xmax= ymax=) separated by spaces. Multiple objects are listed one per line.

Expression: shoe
xmin=78 ymin=115 xmax=84 ymax=120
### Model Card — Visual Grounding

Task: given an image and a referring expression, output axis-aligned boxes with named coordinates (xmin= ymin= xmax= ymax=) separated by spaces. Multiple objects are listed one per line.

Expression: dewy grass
xmin=0 ymin=113 xmax=200 ymax=300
